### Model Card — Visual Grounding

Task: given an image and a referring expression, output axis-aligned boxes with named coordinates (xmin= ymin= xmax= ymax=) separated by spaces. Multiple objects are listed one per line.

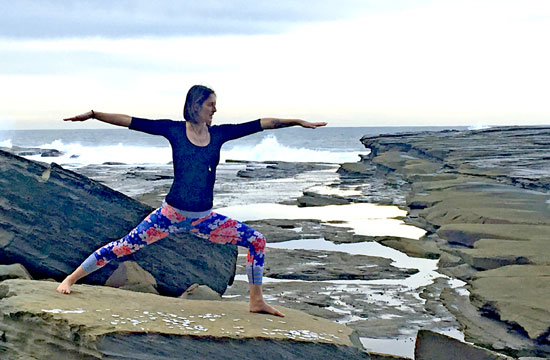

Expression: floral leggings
xmin=80 ymin=201 xmax=266 ymax=285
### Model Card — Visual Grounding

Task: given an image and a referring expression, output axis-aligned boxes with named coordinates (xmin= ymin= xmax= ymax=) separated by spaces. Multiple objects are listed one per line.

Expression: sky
xmin=1 ymin=0 xmax=549 ymax=129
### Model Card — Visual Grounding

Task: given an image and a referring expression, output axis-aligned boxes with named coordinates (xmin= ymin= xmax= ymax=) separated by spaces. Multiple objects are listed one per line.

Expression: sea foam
xmin=25 ymin=140 xmax=172 ymax=166
xmin=222 ymin=134 xmax=365 ymax=163
xmin=0 ymin=139 xmax=12 ymax=148
xmin=22 ymin=135 xmax=365 ymax=166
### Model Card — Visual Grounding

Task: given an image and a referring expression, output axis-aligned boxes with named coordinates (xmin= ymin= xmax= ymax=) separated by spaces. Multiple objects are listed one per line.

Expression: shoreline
xmin=1 ymin=143 xmax=467 ymax=358
xmin=3 ymin=126 xmax=547 ymax=358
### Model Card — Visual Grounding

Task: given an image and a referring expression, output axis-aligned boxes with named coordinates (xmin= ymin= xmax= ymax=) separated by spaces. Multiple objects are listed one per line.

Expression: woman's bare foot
xmin=249 ymin=300 xmax=285 ymax=317
xmin=248 ymin=284 xmax=285 ymax=317
xmin=56 ymin=277 xmax=75 ymax=294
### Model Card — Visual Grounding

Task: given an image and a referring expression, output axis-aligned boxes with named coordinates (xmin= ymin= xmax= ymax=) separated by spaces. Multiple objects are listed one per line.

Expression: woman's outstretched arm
xmin=260 ymin=118 xmax=327 ymax=130
xmin=64 ymin=110 xmax=132 ymax=127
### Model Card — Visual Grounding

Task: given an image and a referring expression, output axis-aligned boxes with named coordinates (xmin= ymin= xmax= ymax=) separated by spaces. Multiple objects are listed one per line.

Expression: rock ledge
xmin=0 ymin=279 xmax=368 ymax=359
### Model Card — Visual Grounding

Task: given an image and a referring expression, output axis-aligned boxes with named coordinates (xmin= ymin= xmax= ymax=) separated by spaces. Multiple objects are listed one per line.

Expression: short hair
xmin=183 ymin=85 xmax=215 ymax=123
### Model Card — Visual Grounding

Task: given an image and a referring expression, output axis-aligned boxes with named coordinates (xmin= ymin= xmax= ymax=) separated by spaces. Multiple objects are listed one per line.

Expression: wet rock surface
xmin=361 ymin=126 xmax=550 ymax=357
xmin=235 ymin=160 xmax=334 ymax=179
xmin=336 ymin=160 xmax=411 ymax=206
xmin=262 ymin=247 xmax=418 ymax=281
xmin=244 ymin=218 xmax=377 ymax=244
xmin=224 ymin=277 xmax=459 ymax=341
xmin=226 ymin=248 xmax=456 ymax=340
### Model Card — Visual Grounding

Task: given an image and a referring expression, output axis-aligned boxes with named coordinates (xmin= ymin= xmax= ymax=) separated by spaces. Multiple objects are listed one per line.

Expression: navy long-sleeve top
xmin=129 ymin=117 xmax=263 ymax=212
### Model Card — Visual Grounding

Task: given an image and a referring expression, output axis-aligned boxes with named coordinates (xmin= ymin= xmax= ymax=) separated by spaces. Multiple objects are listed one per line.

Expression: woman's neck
xmin=187 ymin=121 xmax=208 ymax=135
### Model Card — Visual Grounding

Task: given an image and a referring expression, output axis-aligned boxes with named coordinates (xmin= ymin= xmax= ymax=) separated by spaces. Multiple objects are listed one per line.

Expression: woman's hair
xmin=183 ymin=85 xmax=215 ymax=123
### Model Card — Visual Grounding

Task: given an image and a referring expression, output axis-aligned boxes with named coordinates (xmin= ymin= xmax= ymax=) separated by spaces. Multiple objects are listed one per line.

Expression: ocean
xmin=0 ymin=126 xmax=466 ymax=168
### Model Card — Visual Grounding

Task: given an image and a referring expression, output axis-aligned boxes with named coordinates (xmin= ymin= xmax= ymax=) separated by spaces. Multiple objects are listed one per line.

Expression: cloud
xmin=0 ymin=0 xmax=374 ymax=38
xmin=2 ymin=0 xmax=549 ymax=129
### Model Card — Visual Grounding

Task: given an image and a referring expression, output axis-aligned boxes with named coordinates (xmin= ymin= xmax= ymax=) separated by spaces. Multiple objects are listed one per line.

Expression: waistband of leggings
xmin=162 ymin=200 xmax=212 ymax=219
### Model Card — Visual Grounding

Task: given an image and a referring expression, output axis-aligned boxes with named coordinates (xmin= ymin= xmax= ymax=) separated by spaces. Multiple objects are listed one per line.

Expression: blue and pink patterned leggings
xmin=81 ymin=201 xmax=265 ymax=285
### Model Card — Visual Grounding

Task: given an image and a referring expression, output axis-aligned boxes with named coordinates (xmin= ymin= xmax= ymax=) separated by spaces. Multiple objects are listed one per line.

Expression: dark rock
xmin=438 ymin=263 xmax=477 ymax=281
xmin=123 ymin=169 xmax=174 ymax=181
xmin=4 ymin=145 xmax=64 ymax=158
xmin=236 ymin=161 xmax=333 ymax=180
xmin=99 ymin=334 xmax=371 ymax=360
xmin=14 ymin=150 xmax=41 ymax=156
xmin=368 ymin=353 xmax=410 ymax=360
xmin=5 ymin=146 xmax=65 ymax=158
xmin=0 ymin=150 xmax=237 ymax=296
xmin=244 ymin=218 xmax=376 ymax=244
xmin=376 ymin=237 xmax=441 ymax=259
xmin=414 ymin=329 xmax=513 ymax=359
xmin=40 ymin=149 xmax=64 ymax=157
xmin=297 ymin=191 xmax=351 ymax=207
xmin=337 ymin=162 xmax=373 ymax=176
xmin=225 ymin=159 xmax=253 ymax=163
xmin=244 ymin=219 xmax=323 ymax=243
xmin=336 ymin=158 xmax=410 ymax=206
xmin=262 ymin=248 xmax=417 ymax=281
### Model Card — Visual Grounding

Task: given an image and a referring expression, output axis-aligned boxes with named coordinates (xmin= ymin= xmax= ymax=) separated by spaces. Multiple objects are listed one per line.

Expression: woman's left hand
xmin=260 ymin=118 xmax=327 ymax=130
xmin=299 ymin=120 xmax=327 ymax=129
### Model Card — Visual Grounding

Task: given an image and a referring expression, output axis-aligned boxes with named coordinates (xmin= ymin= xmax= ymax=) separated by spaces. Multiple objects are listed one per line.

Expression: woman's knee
xmin=250 ymin=231 xmax=266 ymax=255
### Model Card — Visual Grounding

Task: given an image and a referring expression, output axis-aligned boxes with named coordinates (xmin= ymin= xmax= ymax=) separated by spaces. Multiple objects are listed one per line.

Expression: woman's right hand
xmin=64 ymin=110 xmax=94 ymax=122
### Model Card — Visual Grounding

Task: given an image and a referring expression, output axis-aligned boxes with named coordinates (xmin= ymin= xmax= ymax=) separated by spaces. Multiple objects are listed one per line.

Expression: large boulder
xmin=0 ymin=279 xmax=369 ymax=359
xmin=0 ymin=150 xmax=237 ymax=296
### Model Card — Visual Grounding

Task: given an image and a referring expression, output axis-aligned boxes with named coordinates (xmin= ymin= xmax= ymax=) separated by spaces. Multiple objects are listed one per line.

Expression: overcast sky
xmin=1 ymin=0 xmax=549 ymax=129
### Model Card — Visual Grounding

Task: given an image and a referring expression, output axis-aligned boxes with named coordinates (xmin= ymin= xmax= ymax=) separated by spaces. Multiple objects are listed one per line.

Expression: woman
xmin=56 ymin=85 xmax=327 ymax=317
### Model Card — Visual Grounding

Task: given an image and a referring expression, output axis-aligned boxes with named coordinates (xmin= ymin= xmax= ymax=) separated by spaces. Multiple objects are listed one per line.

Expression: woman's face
xmin=196 ymin=94 xmax=217 ymax=126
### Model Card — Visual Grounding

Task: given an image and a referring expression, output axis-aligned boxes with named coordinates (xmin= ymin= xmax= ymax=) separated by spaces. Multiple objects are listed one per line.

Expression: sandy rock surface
xmin=0 ymin=279 xmax=368 ymax=359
